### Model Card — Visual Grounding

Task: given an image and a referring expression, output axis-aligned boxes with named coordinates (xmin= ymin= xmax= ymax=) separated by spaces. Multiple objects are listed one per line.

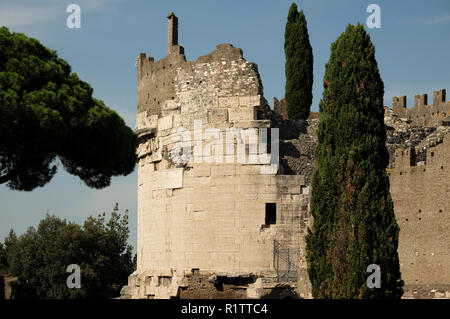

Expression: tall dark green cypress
xmin=284 ymin=3 xmax=313 ymax=120
xmin=305 ymin=24 xmax=404 ymax=299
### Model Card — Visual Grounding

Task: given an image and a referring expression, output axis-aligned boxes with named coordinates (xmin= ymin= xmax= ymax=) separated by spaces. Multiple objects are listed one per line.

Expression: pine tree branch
xmin=0 ymin=172 xmax=12 ymax=184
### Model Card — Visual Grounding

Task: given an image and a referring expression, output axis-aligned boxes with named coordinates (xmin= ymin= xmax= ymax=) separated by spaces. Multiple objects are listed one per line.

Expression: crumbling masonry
xmin=121 ymin=13 xmax=449 ymax=299
xmin=121 ymin=13 xmax=312 ymax=299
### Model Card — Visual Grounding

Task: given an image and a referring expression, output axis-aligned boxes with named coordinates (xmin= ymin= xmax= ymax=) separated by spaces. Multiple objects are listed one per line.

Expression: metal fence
xmin=273 ymin=240 xmax=299 ymax=282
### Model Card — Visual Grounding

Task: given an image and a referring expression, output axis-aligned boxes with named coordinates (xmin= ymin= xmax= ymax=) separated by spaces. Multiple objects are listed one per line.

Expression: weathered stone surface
xmin=272 ymin=94 xmax=450 ymax=298
xmin=273 ymin=97 xmax=288 ymax=120
xmin=392 ymin=89 xmax=449 ymax=126
xmin=124 ymin=13 xmax=311 ymax=299
xmin=124 ymin=13 xmax=449 ymax=299
xmin=389 ymin=135 xmax=450 ymax=286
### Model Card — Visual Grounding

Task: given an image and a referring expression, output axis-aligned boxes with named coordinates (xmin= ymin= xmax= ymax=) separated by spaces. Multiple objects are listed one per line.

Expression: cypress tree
xmin=305 ymin=24 xmax=404 ymax=299
xmin=284 ymin=2 xmax=313 ymax=120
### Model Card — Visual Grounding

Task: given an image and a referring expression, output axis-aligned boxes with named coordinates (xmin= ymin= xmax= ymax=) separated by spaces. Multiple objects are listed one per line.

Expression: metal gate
xmin=273 ymin=240 xmax=299 ymax=282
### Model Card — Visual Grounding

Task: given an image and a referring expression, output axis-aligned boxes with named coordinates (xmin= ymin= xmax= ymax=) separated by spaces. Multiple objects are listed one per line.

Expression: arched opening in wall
xmin=265 ymin=203 xmax=277 ymax=226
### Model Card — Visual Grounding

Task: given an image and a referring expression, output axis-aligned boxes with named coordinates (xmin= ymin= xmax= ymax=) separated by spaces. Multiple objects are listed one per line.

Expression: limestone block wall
xmin=122 ymin=43 xmax=312 ymax=299
xmin=392 ymin=89 xmax=449 ymax=126
xmin=389 ymin=135 xmax=450 ymax=285
xmin=137 ymin=162 xmax=309 ymax=275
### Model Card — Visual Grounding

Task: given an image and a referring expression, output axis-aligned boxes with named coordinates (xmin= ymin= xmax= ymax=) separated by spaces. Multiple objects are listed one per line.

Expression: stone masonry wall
xmin=389 ymin=135 xmax=450 ymax=289
xmin=273 ymin=97 xmax=288 ymax=120
xmin=392 ymin=89 xmax=449 ymax=126
xmin=127 ymin=13 xmax=448 ymax=299
xmin=122 ymin=39 xmax=312 ymax=299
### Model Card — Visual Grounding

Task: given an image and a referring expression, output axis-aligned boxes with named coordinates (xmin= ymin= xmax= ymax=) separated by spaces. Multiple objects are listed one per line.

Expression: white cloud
xmin=0 ymin=4 xmax=59 ymax=28
xmin=400 ymin=13 xmax=450 ymax=26
xmin=0 ymin=0 xmax=127 ymax=28
xmin=427 ymin=14 xmax=450 ymax=25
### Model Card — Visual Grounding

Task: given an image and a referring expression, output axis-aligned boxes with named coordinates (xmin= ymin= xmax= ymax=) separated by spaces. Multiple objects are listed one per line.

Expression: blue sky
xmin=1 ymin=0 xmax=449 ymax=249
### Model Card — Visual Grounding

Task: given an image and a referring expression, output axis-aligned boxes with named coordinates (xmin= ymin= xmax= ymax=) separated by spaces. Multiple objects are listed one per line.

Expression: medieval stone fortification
xmin=121 ymin=13 xmax=449 ymax=299
xmin=392 ymin=90 xmax=449 ymax=126
xmin=386 ymin=95 xmax=450 ymax=298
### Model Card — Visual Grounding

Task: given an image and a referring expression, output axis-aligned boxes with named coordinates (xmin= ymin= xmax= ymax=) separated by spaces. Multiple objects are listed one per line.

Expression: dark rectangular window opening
xmin=265 ymin=203 xmax=277 ymax=226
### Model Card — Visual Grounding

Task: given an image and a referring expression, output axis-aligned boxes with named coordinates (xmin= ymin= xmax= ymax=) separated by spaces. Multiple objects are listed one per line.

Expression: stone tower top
xmin=167 ymin=12 xmax=178 ymax=55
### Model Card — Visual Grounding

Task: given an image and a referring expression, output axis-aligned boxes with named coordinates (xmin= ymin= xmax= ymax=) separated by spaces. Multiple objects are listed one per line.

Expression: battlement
xmin=392 ymin=89 xmax=449 ymax=126
xmin=136 ymin=12 xmax=267 ymax=119
xmin=389 ymin=135 xmax=449 ymax=287
xmin=392 ymin=134 xmax=449 ymax=172
xmin=273 ymin=97 xmax=288 ymax=120
xmin=137 ymin=43 xmax=265 ymax=129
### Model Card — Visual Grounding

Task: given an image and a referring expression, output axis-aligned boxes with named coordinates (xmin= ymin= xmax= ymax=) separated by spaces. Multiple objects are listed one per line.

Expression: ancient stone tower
xmin=120 ymin=13 xmax=312 ymax=299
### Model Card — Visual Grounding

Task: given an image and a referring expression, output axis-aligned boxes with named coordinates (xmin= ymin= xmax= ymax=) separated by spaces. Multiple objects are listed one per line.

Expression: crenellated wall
xmin=392 ymin=89 xmax=449 ymax=126
xmin=388 ymin=135 xmax=450 ymax=288
xmin=273 ymin=97 xmax=288 ymax=120
xmin=137 ymin=47 xmax=185 ymax=117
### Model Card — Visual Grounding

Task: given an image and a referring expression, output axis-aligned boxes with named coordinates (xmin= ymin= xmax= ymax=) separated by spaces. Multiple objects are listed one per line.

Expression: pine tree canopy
xmin=0 ymin=27 xmax=137 ymax=191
